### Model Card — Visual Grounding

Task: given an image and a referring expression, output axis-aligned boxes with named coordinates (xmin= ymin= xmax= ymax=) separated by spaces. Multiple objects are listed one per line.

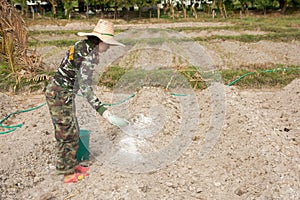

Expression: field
xmin=1 ymin=16 xmax=300 ymax=199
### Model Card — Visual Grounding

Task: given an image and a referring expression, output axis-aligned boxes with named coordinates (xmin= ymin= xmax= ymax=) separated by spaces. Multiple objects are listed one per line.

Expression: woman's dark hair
xmin=87 ymin=36 xmax=101 ymax=44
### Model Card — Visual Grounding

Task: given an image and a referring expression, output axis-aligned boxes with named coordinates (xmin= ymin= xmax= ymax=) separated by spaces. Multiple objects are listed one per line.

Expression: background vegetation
xmin=7 ymin=0 xmax=300 ymax=20
xmin=1 ymin=0 xmax=300 ymax=92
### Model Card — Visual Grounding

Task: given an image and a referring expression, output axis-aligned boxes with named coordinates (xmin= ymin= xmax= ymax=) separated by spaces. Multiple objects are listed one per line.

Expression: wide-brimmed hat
xmin=77 ymin=19 xmax=125 ymax=47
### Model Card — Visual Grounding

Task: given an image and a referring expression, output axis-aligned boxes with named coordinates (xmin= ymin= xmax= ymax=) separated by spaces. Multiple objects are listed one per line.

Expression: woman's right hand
xmin=102 ymin=110 xmax=129 ymax=127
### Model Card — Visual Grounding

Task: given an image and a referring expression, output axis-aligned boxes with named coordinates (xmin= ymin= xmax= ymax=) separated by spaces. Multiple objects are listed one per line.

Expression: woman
xmin=45 ymin=19 xmax=125 ymax=183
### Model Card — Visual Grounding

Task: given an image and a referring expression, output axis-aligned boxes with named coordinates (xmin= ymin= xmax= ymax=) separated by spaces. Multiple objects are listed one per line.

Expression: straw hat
xmin=77 ymin=19 xmax=125 ymax=47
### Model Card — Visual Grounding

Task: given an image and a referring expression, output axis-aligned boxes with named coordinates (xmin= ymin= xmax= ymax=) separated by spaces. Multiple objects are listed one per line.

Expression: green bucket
xmin=76 ymin=129 xmax=90 ymax=162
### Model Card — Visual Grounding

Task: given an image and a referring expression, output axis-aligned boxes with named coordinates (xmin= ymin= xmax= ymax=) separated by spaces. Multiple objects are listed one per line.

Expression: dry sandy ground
xmin=1 ymin=21 xmax=300 ymax=199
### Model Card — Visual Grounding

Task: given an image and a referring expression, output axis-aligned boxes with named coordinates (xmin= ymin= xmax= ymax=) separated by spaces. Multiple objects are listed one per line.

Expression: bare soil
xmin=1 ymin=21 xmax=299 ymax=200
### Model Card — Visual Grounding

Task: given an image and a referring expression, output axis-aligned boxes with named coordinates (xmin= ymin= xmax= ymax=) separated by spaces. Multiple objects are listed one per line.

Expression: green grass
xmin=99 ymin=67 xmax=196 ymax=90
xmin=27 ymin=29 xmax=124 ymax=48
xmin=98 ymin=66 xmax=127 ymax=88
xmin=222 ymin=66 xmax=300 ymax=88
xmin=2 ymin=62 xmax=299 ymax=93
xmin=28 ymin=39 xmax=78 ymax=47
xmin=98 ymin=66 xmax=212 ymax=91
xmin=232 ymin=16 xmax=300 ymax=28
xmin=28 ymin=30 xmax=79 ymax=36
xmin=194 ymin=32 xmax=300 ymax=42
xmin=28 ymin=29 xmax=124 ymax=37
xmin=26 ymin=15 xmax=300 ymax=49
xmin=97 ymin=65 xmax=300 ymax=90
xmin=171 ymin=15 xmax=300 ymax=42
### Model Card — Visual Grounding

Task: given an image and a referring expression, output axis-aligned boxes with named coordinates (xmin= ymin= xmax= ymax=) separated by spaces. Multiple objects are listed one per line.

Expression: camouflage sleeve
xmin=75 ymin=42 xmax=107 ymax=115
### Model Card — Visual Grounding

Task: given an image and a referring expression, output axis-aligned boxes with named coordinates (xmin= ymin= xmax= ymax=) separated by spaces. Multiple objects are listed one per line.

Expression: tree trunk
xmin=180 ymin=0 xmax=187 ymax=19
xmin=223 ymin=4 xmax=227 ymax=18
xmin=182 ymin=7 xmax=187 ymax=18
xmin=163 ymin=3 xmax=169 ymax=15
xmin=191 ymin=4 xmax=197 ymax=19
xmin=170 ymin=5 xmax=175 ymax=19
xmin=179 ymin=0 xmax=187 ymax=18
xmin=280 ymin=0 xmax=287 ymax=14
xmin=48 ymin=0 xmax=56 ymax=18
xmin=100 ymin=4 xmax=104 ymax=18
xmin=86 ymin=0 xmax=89 ymax=19
xmin=157 ymin=4 xmax=160 ymax=19
xmin=217 ymin=0 xmax=227 ymax=18
xmin=241 ymin=3 xmax=246 ymax=14
xmin=30 ymin=6 xmax=35 ymax=20
xmin=139 ymin=7 xmax=142 ymax=18
xmin=78 ymin=0 xmax=85 ymax=12
xmin=114 ymin=6 xmax=117 ymax=19
xmin=53 ymin=6 xmax=56 ymax=18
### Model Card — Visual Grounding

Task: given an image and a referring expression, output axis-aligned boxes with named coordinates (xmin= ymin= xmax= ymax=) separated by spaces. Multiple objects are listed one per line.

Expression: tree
xmin=134 ymin=0 xmax=157 ymax=18
xmin=215 ymin=0 xmax=227 ymax=18
xmin=239 ymin=0 xmax=249 ymax=15
xmin=254 ymin=0 xmax=273 ymax=14
xmin=279 ymin=0 xmax=288 ymax=13
xmin=63 ymin=0 xmax=77 ymax=19
xmin=48 ymin=0 xmax=58 ymax=18
xmin=9 ymin=0 xmax=27 ymax=15
xmin=190 ymin=2 xmax=198 ymax=19
xmin=179 ymin=0 xmax=187 ymax=18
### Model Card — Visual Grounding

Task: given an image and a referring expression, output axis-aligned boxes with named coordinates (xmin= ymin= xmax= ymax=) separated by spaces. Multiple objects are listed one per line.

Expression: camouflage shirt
xmin=53 ymin=39 xmax=106 ymax=115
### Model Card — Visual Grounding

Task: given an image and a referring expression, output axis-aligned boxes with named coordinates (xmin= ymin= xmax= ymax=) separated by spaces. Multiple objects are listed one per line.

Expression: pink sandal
xmin=64 ymin=173 xmax=87 ymax=183
xmin=75 ymin=165 xmax=89 ymax=173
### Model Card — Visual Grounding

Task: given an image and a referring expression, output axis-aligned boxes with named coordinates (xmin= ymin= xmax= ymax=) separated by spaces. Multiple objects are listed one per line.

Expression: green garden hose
xmin=0 ymin=102 xmax=46 ymax=134
xmin=103 ymin=93 xmax=136 ymax=106
xmin=1 ymin=67 xmax=299 ymax=135
xmin=227 ymin=71 xmax=256 ymax=86
xmin=227 ymin=67 xmax=300 ymax=86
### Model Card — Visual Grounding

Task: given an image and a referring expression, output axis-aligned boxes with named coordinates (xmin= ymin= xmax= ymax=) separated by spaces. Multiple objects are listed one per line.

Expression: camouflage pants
xmin=45 ymin=80 xmax=79 ymax=175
